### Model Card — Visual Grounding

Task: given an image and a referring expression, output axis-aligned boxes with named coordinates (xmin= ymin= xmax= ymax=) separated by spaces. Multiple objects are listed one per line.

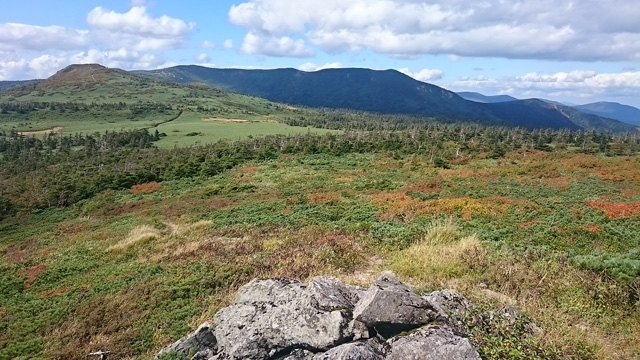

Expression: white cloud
xmin=223 ymin=39 xmax=233 ymax=49
xmin=0 ymin=5 xmax=194 ymax=79
xmin=0 ymin=23 xmax=89 ymax=51
xmin=398 ymin=68 xmax=444 ymax=82
xmin=449 ymin=70 xmax=640 ymax=105
xmin=87 ymin=6 xmax=193 ymax=37
xmin=240 ymin=32 xmax=314 ymax=57
xmin=202 ymin=40 xmax=215 ymax=49
xmin=228 ymin=0 xmax=640 ymax=61
xmin=298 ymin=62 xmax=343 ymax=72
xmin=197 ymin=53 xmax=211 ymax=63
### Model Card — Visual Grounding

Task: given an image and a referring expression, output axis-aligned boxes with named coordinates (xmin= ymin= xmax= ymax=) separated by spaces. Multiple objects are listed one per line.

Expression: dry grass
xmin=17 ymin=126 xmax=62 ymax=136
xmin=107 ymin=225 xmax=160 ymax=252
xmin=201 ymin=117 xmax=248 ymax=123
xmin=383 ymin=220 xmax=640 ymax=359
xmin=386 ymin=220 xmax=488 ymax=288
xmin=307 ymin=191 xmax=341 ymax=205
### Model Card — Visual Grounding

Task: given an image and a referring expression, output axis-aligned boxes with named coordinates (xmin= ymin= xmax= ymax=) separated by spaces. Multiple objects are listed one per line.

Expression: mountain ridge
xmin=2 ymin=64 xmax=636 ymax=133
xmin=138 ymin=65 xmax=637 ymax=133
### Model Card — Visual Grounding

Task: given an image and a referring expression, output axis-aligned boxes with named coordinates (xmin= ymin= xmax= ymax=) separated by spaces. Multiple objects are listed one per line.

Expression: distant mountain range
xmin=457 ymin=91 xmax=640 ymax=128
xmin=573 ymin=102 xmax=640 ymax=127
xmin=0 ymin=79 xmax=40 ymax=92
xmin=1 ymin=64 xmax=638 ymax=133
xmin=456 ymin=92 xmax=518 ymax=103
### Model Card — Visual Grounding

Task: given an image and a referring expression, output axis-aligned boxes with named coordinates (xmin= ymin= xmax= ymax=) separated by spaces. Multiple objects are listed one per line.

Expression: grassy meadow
xmin=1 ymin=149 xmax=639 ymax=359
xmin=0 ymin=65 xmax=339 ymax=146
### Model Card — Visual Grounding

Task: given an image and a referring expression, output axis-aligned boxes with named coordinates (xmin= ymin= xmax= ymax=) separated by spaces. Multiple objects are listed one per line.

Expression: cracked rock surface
xmin=156 ymin=272 xmax=483 ymax=360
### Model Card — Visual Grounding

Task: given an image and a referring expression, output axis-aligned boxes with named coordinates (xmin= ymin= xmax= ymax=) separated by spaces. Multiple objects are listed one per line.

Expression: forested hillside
xmin=140 ymin=66 xmax=637 ymax=133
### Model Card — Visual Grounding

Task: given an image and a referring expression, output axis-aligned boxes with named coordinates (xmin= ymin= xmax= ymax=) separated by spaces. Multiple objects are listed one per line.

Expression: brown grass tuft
xmin=107 ymin=225 xmax=160 ymax=252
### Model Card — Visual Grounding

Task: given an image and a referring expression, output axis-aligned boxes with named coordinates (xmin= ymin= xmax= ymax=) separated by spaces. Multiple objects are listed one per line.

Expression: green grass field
xmin=0 ymin=65 xmax=339 ymax=145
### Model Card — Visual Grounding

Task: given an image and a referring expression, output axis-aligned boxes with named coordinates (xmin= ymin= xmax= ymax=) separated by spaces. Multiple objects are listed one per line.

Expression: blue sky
xmin=2 ymin=0 xmax=640 ymax=107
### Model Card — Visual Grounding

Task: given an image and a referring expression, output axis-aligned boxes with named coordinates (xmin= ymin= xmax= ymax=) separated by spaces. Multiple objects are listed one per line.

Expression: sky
xmin=1 ymin=0 xmax=640 ymax=107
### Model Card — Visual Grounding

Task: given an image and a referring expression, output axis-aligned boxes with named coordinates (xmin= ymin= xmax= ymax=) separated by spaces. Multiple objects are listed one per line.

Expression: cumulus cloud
xmin=398 ymin=68 xmax=444 ymax=82
xmin=0 ymin=23 xmax=89 ymax=51
xmin=87 ymin=6 xmax=193 ymax=37
xmin=202 ymin=40 xmax=215 ymax=49
xmin=0 ymin=5 xmax=194 ymax=80
xmin=240 ymin=32 xmax=314 ymax=57
xmin=228 ymin=0 xmax=640 ymax=61
xmin=197 ymin=53 xmax=211 ymax=63
xmin=223 ymin=39 xmax=234 ymax=49
xmin=298 ymin=62 xmax=343 ymax=72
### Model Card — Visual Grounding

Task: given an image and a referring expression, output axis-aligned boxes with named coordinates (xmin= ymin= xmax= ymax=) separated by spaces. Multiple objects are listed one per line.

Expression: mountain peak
xmin=40 ymin=63 xmax=125 ymax=88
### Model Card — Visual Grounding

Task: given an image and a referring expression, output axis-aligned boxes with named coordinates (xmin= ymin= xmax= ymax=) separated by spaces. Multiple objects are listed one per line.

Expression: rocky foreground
xmin=156 ymin=271 xmax=534 ymax=360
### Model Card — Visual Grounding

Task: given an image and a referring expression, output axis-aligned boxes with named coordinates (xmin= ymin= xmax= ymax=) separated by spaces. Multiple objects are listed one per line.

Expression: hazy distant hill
xmin=457 ymin=91 xmax=518 ymax=103
xmin=0 ymin=79 xmax=41 ymax=92
xmin=574 ymin=102 xmax=640 ymax=127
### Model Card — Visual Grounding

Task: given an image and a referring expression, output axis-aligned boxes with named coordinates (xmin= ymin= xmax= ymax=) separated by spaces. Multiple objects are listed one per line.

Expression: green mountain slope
xmin=0 ymin=64 xmax=336 ymax=146
xmin=141 ymin=66 xmax=494 ymax=121
xmin=139 ymin=65 xmax=636 ymax=133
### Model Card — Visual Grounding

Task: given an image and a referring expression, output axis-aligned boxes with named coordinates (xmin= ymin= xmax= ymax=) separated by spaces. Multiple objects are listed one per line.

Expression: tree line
xmin=1 ymin=124 xmax=639 ymax=219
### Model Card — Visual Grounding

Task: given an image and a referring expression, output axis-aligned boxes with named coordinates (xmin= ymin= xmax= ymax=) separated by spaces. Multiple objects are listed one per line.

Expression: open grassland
xmin=0 ymin=69 xmax=339 ymax=146
xmin=154 ymin=112 xmax=338 ymax=148
xmin=1 ymin=150 xmax=639 ymax=359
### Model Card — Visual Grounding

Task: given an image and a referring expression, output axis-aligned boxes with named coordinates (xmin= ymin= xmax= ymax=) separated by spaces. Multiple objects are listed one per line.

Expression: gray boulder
xmin=155 ymin=322 xmax=217 ymax=359
xmin=155 ymin=272 xmax=490 ymax=360
xmin=313 ymin=342 xmax=383 ymax=360
xmin=352 ymin=271 xmax=437 ymax=338
xmin=385 ymin=325 xmax=481 ymax=360
xmin=214 ymin=277 xmax=357 ymax=360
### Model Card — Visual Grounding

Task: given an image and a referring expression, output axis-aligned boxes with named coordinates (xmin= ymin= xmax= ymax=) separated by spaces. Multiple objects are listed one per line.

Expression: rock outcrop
xmin=156 ymin=271 xmax=481 ymax=360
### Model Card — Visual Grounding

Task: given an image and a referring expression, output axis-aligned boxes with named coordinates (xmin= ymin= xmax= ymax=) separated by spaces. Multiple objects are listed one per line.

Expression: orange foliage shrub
xmin=581 ymin=225 xmax=601 ymax=233
xmin=130 ymin=182 xmax=162 ymax=195
xmin=319 ymin=233 xmax=354 ymax=246
xmin=20 ymin=264 xmax=47 ymax=288
xmin=620 ymin=189 xmax=639 ymax=197
xmin=307 ymin=192 xmax=340 ymax=205
xmin=40 ymin=286 xmax=73 ymax=298
xmin=542 ymin=176 xmax=571 ymax=190
xmin=240 ymin=166 xmax=259 ymax=175
xmin=587 ymin=201 xmax=640 ymax=219
xmin=370 ymin=191 xmax=530 ymax=222
xmin=233 ymin=166 xmax=259 ymax=182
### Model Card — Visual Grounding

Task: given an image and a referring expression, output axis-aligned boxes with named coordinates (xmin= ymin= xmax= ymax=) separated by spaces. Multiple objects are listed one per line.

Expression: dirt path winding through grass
xmin=148 ymin=110 xmax=183 ymax=129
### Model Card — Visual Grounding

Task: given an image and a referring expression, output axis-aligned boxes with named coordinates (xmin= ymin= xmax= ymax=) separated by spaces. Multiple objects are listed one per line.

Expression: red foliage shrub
xmin=587 ymin=201 xmax=640 ymax=219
